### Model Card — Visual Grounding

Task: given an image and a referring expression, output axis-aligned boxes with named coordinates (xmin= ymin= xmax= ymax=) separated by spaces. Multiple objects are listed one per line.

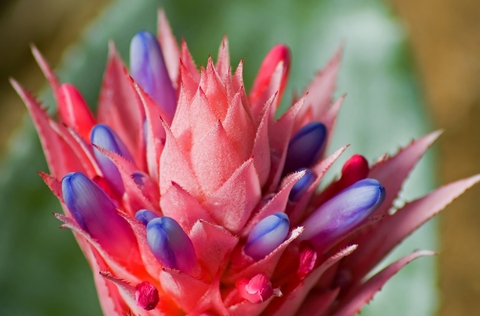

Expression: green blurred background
xmin=1 ymin=0 xmax=479 ymax=315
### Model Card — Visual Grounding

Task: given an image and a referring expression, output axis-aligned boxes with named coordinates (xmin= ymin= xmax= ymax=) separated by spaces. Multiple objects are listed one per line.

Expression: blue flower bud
xmin=62 ymin=172 xmax=136 ymax=258
xmin=135 ymin=209 xmax=158 ymax=226
xmin=130 ymin=31 xmax=177 ymax=119
xmin=245 ymin=212 xmax=290 ymax=261
xmin=256 ymin=193 xmax=275 ymax=211
xmin=90 ymin=124 xmax=133 ymax=196
xmin=301 ymin=178 xmax=385 ymax=250
xmin=283 ymin=122 xmax=327 ymax=175
xmin=289 ymin=168 xmax=315 ymax=202
xmin=131 ymin=171 xmax=147 ymax=186
xmin=146 ymin=217 xmax=197 ymax=273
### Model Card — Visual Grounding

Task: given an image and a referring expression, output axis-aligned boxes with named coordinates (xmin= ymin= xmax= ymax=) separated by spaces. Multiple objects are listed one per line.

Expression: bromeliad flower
xmin=11 ymin=10 xmax=480 ymax=316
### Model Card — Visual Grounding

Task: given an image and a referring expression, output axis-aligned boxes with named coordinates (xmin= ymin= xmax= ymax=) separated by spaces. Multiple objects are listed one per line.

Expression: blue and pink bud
xmin=61 ymin=172 xmax=136 ymax=259
xmin=135 ymin=209 xmax=159 ymax=226
xmin=130 ymin=30 xmax=177 ymax=119
xmin=283 ymin=122 xmax=328 ymax=175
xmin=90 ymin=124 xmax=133 ymax=196
xmin=289 ymin=168 xmax=315 ymax=202
xmin=244 ymin=212 xmax=290 ymax=261
xmin=146 ymin=216 xmax=197 ymax=274
xmin=131 ymin=171 xmax=148 ymax=186
xmin=301 ymin=178 xmax=385 ymax=250
xmin=131 ymin=171 xmax=159 ymax=202
xmin=313 ymin=154 xmax=370 ymax=207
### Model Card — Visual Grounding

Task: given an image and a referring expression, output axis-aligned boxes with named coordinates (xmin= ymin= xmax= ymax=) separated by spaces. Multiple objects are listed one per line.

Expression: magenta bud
xmin=62 ymin=172 xmax=136 ymax=258
xmin=301 ymin=178 xmax=385 ymax=250
xmin=283 ymin=122 xmax=327 ymax=175
xmin=90 ymin=124 xmax=133 ymax=196
xmin=130 ymin=31 xmax=177 ymax=119
xmin=146 ymin=217 xmax=197 ymax=273
xmin=245 ymin=212 xmax=290 ymax=261
xmin=135 ymin=281 xmax=159 ymax=310
xmin=57 ymin=83 xmax=95 ymax=140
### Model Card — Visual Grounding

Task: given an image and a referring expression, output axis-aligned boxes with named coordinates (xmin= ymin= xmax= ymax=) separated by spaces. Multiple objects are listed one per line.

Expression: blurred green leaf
xmin=0 ymin=0 xmax=436 ymax=315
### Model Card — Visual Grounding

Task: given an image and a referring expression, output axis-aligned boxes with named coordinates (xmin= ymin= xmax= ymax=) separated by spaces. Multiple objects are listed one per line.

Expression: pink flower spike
xmin=18 ymin=10 xmax=480 ymax=315
xmin=236 ymin=274 xmax=280 ymax=304
xmin=57 ymin=83 xmax=96 ymax=141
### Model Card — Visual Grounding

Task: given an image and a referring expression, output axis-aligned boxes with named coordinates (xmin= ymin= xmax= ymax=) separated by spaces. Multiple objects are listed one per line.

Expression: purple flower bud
xmin=146 ymin=217 xmax=197 ymax=273
xmin=130 ymin=31 xmax=177 ymax=119
xmin=91 ymin=124 xmax=133 ymax=196
xmin=62 ymin=172 xmax=136 ymax=258
xmin=131 ymin=171 xmax=147 ymax=186
xmin=283 ymin=122 xmax=327 ymax=175
xmin=257 ymin=193 xmax=275 ymax=210
xmin=245 ymin=213 xmax=290 ymax=261
xmin=289 ymin=168 xmax=315 ymax=202
xmin=301 ymin=178 xmax=385 ymax=250
xmin=135 ymin=209 xmax=158 ymax=226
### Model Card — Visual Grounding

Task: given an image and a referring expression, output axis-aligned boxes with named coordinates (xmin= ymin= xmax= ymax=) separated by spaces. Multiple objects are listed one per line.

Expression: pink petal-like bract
xmin=15 ymin=11 xmax=479 ymax=316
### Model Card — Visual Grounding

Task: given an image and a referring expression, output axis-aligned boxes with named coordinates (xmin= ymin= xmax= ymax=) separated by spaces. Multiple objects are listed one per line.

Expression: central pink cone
xmin=12 ymin=9 xmax=480 ymax=316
